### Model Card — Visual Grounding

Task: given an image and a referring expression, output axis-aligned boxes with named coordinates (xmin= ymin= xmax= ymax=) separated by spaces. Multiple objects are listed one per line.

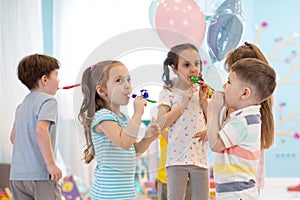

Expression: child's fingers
xmin=150 ymin=124 xmax=161 ymax=132
xmin=192 ymin=130 xmax=207 ymax=142
xmin=134 ymin=96 xmax=147 ymax=107
xmin=150 ymin=117 xmax=157 ymax=124
xmin=150 ymin=118 xmax=161 ymax=133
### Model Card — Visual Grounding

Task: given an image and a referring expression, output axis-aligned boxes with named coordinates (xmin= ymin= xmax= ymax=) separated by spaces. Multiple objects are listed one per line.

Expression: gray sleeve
xmin=38 ymin=98 xmax=58 ymax=123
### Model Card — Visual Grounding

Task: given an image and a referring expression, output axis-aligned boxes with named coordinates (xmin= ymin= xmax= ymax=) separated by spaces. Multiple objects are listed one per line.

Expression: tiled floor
xmin=260 ymin=178 xmax=300 ymax=200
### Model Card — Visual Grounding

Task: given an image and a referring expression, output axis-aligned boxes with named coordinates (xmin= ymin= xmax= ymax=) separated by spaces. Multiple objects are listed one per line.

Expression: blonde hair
xmin=78 ymin=60 xmax=122 ymax=163
xmin=225 ymin=42 xmax=275 ymax=149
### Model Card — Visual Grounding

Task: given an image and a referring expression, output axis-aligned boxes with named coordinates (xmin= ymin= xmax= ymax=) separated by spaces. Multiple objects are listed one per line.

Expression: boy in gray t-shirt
xmin=10 ymin=54 xmax=62 ymax=200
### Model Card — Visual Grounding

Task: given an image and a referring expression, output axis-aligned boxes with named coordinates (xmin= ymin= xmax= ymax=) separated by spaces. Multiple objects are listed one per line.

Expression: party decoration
xmin=148 ymin=0 xmax=161 ymax=28
xmin=195 ymin=0 xmax=225 ymax=18
xmin=255 ymin=21 xmax=268 ymax=44
xmin=0 ymin=188 xmax=11 ymax=200
xmin=207 ymin=0 xmax=245 ymax=62
xmin=267 ymin=32 xmax=299 ymax=60
xmin=268 ymin=30 xmax=300 ymax=141
xmin=198 ymin=46 xmax=213 ymax=67
xmin=132 ymin=89 xmax=157 ymax=103
xmin=155 ymin=0 xmax=206 ymax=48
xmin=190 ymin=77 xmax=214 ymax=98
xmin=59 ymin=84 xmax=81 ymax=90
xmin=60 ymin=175 xmax=82 ymax=200
xmin=198 ymin=46 xmax=226 ymax=91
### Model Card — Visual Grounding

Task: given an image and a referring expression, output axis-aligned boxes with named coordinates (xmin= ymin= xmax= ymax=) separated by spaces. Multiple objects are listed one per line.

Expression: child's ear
xmin=170 ymin=64 xmax=177 ymax=74
xmin=41 ymin=75 xmax=48 ymax=86
xmin=96 ymin=85 xmax=107 ymax=97
xmin=241 ymin=87 xmax=251 ymax=100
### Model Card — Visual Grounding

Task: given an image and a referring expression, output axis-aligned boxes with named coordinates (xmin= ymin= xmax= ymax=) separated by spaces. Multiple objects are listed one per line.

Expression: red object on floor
xmin=287 ymin=184 xmax=300 ymax=191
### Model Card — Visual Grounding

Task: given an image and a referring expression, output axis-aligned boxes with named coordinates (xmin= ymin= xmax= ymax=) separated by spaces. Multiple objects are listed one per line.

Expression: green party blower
xmin=190 ymin=77 xmax=214 ymax=98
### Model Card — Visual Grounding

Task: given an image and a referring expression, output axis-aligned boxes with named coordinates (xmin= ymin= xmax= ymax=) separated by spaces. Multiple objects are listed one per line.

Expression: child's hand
xmin=181 ymin=86 xmax=195 ymax=110
xmin=145 ymin=122 xmax=160 ymax=142
xmin=198 ymin=81 xmax=208 ymax=101
xmin=47 ymin=163 xmax=62 ymax=181
xmin=193 ymin=130 xmax=207 ymax=142
xmin=133 ymin=96 xmax=147 ymax=115
xmin=208 ymin=91 xmax=225 ymax=113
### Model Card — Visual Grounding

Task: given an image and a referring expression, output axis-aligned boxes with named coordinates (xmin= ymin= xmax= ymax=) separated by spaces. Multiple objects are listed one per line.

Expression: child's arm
xmin=36 ymin=120 xmax=62 ymax=181
xmin=94 ymin=97 xmax=147 ymax=149
xmin=156 ymin=88 xmax=193 ymax=129
xmin=156 ymin=105 xmax=181 ymax=129
xmin=10 ymin=125 xmax=16 ymax=144
xmin=198 ymin=83 xmax=209 ymax=119
xmin=135 ymin=122 xmax=160 ymax=156
xmin=207 ymin=92 xmax=226 ymax=152
xmin=95 ymin=113 xmax=143 ymax=149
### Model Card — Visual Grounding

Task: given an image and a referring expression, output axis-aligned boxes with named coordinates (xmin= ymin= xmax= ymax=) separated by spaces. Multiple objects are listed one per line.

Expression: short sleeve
xmin=218 ymin=118 xmax=248 ymax=148
xmin=92 ymin=109 xmax=117 ymax=130
xmin=159 ymin=89 xmax=172 ymax=107
xmin=38 ymin=98 xmax=58 ymax=123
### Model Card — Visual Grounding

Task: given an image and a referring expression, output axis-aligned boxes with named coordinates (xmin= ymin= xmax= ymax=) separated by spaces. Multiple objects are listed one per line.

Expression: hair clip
xmin=241 ymin=42 xmax=247 ymax=47
xmin=241 ymin=42 xmax=253 ymax=49
xmin=90 ymin=65 xmax=95 ymax=71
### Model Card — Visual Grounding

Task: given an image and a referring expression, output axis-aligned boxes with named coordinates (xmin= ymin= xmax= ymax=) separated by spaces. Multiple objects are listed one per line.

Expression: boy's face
xmin=44 ymin=69 xmax=59 ymax=95
xmin=223 ymin=71 xmax=243 ymax=109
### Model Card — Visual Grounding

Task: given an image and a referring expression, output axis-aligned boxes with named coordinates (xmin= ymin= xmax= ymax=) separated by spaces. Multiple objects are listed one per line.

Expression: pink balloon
xmin=155 ymin=0 xmax=206 ymax=48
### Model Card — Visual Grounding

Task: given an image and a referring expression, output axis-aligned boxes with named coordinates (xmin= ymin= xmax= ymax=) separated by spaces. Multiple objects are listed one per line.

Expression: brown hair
xmin=17 ymin=54 xmax=60 ymax=90
xmin=78 ymin=60 xmax=122 ymax=163
xmin=225 ymin=42 xmax=275 ymax=149
xmin=231 ymin=58 xmax=276 ymax=103
xmin=162 ymin=43 xmax=203 ymax=87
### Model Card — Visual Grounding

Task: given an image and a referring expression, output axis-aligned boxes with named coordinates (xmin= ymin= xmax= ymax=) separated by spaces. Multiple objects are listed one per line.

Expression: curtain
xmin=0 ymin=0 xmax=44 ymax=162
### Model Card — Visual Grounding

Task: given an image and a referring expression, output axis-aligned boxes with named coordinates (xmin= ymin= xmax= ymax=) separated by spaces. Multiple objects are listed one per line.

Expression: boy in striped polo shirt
xmin=207 ymin=58 xmax=276 ymax=200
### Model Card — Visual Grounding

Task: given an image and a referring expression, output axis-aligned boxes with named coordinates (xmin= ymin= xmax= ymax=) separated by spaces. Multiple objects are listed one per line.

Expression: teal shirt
xmin=90 ymin=109 xmax=136 ymax=200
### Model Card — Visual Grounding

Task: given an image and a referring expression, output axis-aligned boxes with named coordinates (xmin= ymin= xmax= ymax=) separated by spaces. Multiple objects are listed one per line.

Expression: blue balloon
xmin=207 ymin=0 xmax=245 ymax=62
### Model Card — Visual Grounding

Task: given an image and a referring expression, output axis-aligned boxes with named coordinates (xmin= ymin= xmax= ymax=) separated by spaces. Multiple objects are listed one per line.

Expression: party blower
xmin=132 ymin=89 xmax=157 ymax=103
xmin=58 ymin=84 xmax=81 ymax=89
xmin=190 ymin=77 xmax=214 ymax=98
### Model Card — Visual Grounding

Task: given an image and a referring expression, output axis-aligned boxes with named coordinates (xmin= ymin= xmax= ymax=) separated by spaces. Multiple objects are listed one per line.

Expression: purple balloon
xmin=207 ymin=0 xmax=245 ymax=62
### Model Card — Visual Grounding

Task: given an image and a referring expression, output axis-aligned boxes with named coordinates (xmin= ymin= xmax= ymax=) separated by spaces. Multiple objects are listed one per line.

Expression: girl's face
xmin=175 ymin=49 xmax=201 ymax=86
xmin=105 ymin=63 xmax=132 ymax=107
xmin=223 ymin=71 xmax=243 ymax=110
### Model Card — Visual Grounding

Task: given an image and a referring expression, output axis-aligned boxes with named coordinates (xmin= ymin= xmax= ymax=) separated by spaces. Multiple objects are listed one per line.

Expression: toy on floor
xmin=0 ymin=187 xmax=11 ymax=200
xmin=60 ymin=175 xmax=90 ymax=200
xmin=209 ymin=178 xmax=216 ymax=200
xmin=287 ymin=183 xmax=300 ymax=191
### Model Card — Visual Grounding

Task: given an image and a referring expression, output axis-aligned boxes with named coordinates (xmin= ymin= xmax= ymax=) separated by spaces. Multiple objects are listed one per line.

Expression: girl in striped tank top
xmin=78 ymin=60 xmax=160 ymax=200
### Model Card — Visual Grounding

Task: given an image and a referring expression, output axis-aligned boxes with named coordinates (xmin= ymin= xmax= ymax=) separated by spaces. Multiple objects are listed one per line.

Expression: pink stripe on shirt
xmin=222 ymin=146 xmax=260 ymax=160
